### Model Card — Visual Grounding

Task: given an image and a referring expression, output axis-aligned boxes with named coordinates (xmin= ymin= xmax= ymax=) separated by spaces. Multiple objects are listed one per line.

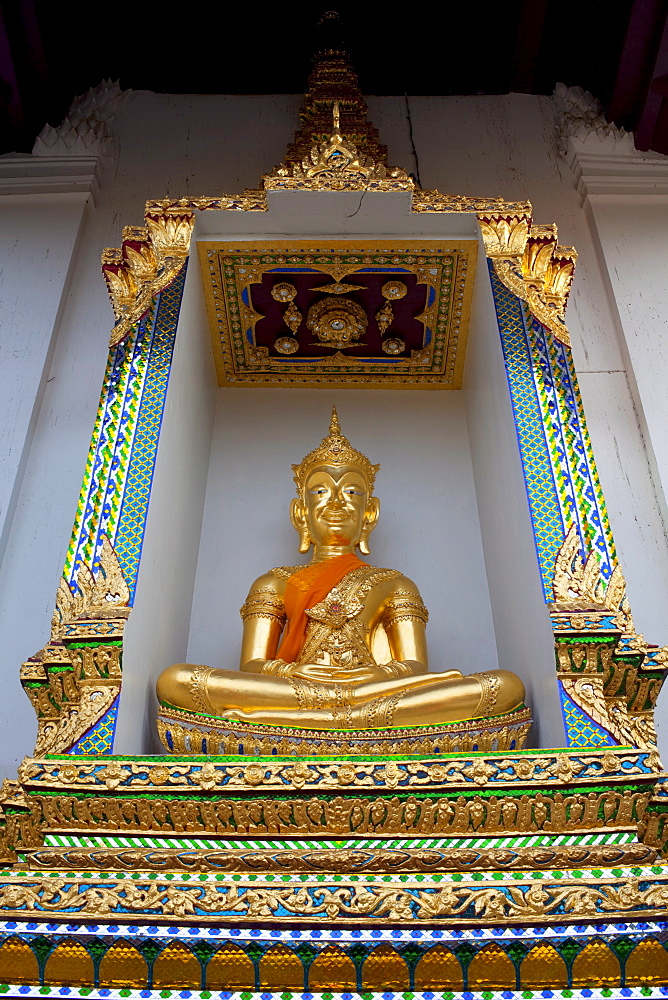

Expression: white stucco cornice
xmin=565 ymin=145 xmax=668 ymax=199
xmin=0 ymin=154 xmax=100 ymax=200
xmin=554 ymin=83 xmax=668 ymax=200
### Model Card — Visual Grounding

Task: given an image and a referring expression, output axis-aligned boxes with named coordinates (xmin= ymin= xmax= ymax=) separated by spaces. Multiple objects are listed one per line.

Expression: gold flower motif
xmin=286 ymin=762 xmax=311 ymax=789
xmin=428 ymin=763 xmax=448 ymax=784
xmin=148 ymin=766 xmax=171 ymax=786
xmin=194 ymin=762 xmax=221 ymax=791
xmin=470 ymin=760 xmax=496 ymax=785
xmin=383 ymin=761 xmax=401 ymax=788
xmin=602 ymin=752 xmax=621 ymax=773
xmin=244 ymin=764 xmax=265 ymax=786
xmin=58 ymin=764 xmax=80 ymax=784
xmin=97 ymin=762 xmax=125 ymax=789
xmin=555 ymin=757 xmax=574 ymax=782
xmin=514 ymin=759 xmax=535 ymax=779
xmin=337 ymin=764 xmax=357 ymax=785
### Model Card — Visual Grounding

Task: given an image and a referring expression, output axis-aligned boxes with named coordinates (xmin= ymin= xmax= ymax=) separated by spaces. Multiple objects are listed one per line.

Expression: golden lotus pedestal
xmin=156 ymin=705 xmax=534 ymax=756
xmin=0 ymin=745 xmax=666 ymax=997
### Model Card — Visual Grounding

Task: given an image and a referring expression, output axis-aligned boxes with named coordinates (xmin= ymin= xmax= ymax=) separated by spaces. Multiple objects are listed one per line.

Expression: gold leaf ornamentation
xmin=0 ymin=873 xmax=665 ymax=924
xmin=478 ymin=211 xmax=577 ymax=346
xmin=20 ymin=536 xmax=128 ymax=755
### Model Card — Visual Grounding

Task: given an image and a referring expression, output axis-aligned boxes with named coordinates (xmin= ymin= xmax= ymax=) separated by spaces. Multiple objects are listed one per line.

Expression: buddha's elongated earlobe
xmin=297 ymin=526 xmax=311 ymax=553
xmin=290 ymin=498 xmax=312 ymax=553
xmin=359 ymin=496 xmax=379 ymax=555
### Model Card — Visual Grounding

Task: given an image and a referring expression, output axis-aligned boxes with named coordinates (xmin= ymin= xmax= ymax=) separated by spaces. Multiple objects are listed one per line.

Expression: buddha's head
xmin=290 ymin=407 xmax=380 ymax=555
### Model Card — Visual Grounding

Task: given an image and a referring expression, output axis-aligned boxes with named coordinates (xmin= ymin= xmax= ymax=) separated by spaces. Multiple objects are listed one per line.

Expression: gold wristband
xmin=381 ymin=659 xmax=412 ymax=678
xmin=261 ymin=658 xmax=292 ymax=677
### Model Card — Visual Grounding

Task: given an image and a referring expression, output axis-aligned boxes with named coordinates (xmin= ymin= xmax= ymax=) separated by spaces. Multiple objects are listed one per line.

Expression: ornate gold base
xmin=156 ymin=704 xmax=533 ymax=756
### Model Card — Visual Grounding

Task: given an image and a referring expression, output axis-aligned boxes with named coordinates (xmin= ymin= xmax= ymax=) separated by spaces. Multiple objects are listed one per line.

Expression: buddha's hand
xmin=290 ymin=663 xmax=406 ymax=684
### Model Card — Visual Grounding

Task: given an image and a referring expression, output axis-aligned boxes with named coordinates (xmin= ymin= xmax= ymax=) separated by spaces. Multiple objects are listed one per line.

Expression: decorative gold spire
xmin=283 ymin=12 xmax=387 ymax=166
xmin=292 ymin=406 xmax=380 ymax=494
xmin=262 ymin=12 xmax=412 ymax=193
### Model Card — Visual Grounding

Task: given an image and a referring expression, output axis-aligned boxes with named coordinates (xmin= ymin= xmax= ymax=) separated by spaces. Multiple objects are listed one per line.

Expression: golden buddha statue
xmin=156 ymin=409 xmax=525 ymax=731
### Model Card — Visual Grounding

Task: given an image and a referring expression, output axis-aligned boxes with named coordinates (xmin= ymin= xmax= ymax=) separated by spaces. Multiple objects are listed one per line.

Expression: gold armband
xmin=261 ymin=658 xmax=293 ymax=677
xmin=383 ymin=591 xmax=429 ymax=626
xmin=380 ymin=659 xmax=413 ymax=678
xmin=240 ymin=588 xmax=286 ymax=624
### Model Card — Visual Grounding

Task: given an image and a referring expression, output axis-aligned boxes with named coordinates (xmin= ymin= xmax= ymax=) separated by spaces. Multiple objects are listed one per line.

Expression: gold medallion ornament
xmin=274 ymin=336 xmax=299 ymax=355
xmin=382 ymin=281 xmax=408 ymax=300
xmin=382 ymin=337 xmax=406 ymax=355
xmin=271 ymin=282 xmax=297 ymax=302
xmin=306 ymin=296 xmax=367 ymax=348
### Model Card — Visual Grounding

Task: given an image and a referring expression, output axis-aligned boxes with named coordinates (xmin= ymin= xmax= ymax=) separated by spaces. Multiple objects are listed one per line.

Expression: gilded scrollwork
xmin=552 ymin=525 xmax=627 ymax=615
xmin=20 ymin=535 xmax=128 ymax=756
xmin=52 ymin=534 xmax=130 ymax=634
xmin=411 ymin=192 xmax=532 ymax=215
xmin=19 ymin=748 xmax=652 ymax=795
xmin=550 ymin=527 xmax=668 ymax=754
xmin=104 ymin=210 xmax=195 ymax=347
xmin=0 ymin=870 xmax=665 ymax=923
xmin=478 ymin=211 xmax=577 ymax=347
xmin=158 ymin=701 xmax=531 ymax=757
xmin=0 ymin=780 xmax=42 ymax=863
xmin=27 ymin=784 xmax=651 ymax=838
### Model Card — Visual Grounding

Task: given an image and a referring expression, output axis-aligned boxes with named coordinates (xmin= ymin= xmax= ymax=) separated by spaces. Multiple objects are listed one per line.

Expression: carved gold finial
xmin=292 ymin=406 xmax=380 ymax=495
xmin=329 ymin=404 xmax=341 ymax=435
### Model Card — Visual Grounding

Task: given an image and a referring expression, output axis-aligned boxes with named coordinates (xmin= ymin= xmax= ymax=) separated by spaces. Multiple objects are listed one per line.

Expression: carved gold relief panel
xmin=198 ymin=241 xmax=476 ymax=388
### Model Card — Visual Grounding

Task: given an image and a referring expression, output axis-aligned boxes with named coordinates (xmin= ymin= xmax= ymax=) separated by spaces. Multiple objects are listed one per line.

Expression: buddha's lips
xmin=321 ymin=509 xmax=351 ymax=523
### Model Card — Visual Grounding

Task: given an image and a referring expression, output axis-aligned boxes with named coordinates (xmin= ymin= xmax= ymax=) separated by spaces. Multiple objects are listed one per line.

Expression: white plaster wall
xmin=581 ymin=196 xmax=668 ymax=527
xmin=0 ymin=192 xmax=90 ymax=562
xmin=579 ymin=194 xmax=668 ymax=756
xmin=115 ymin=256 xmax=217 ymax=753
xmin=1 ymin=90 xmax=667 ymax=770
xmin=464 ymin=245 xmax=563 ymax=748
xmin=186 ymin=389 xmax=500 ymax=684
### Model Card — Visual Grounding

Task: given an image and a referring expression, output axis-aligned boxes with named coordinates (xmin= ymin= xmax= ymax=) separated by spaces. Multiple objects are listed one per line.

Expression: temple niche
xmin=4 ymin=14 xmax=668 ymax=995
xmin=1 ymin=44 xmax=668 ymax=768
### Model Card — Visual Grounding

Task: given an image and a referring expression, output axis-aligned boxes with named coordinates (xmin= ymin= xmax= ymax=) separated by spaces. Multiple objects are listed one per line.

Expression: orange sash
xmin=277 ymin=553 xmax=366 ymax=663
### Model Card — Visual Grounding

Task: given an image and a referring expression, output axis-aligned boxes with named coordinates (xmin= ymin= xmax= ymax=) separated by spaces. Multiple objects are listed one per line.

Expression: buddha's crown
xmin=293 ymin=406 xmax=380 ymax=494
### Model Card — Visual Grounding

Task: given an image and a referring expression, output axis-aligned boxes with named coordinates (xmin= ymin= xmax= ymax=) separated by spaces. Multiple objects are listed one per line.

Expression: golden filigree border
xmin=0 ymin=870 xmax=665 ymax=924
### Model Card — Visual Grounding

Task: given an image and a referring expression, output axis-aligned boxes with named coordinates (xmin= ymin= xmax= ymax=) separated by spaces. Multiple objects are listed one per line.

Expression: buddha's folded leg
xmin=157 ymin=663 xmax=303 ymax=719
xmin=158 ymin=662 xmax=357 ymax=728
xmin=157 ymin=663 xmax=525 ymax=730
xmin=349 ymin=669 xmax=525 ymax=726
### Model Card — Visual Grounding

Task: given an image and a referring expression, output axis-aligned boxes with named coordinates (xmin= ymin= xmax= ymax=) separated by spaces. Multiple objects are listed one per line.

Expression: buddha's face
xmin=304 ymin=463 xmax=369 ymax=549
xmin=291 ymin=461 xmax=380 ymax=554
